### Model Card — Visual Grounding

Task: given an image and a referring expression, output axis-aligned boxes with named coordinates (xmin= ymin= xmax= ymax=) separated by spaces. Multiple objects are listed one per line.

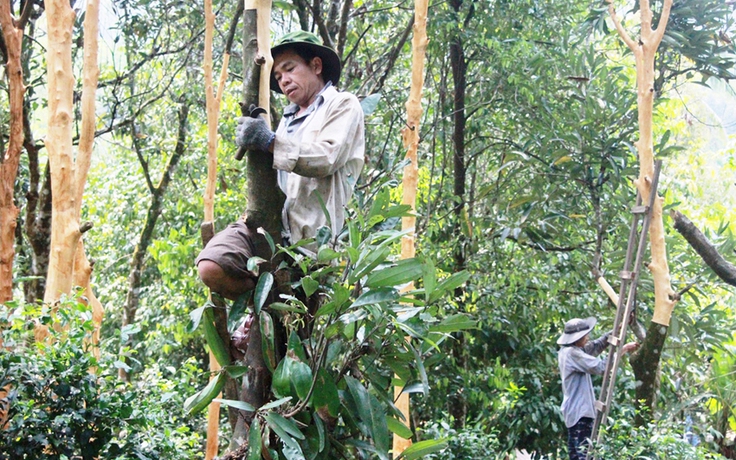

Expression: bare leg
xmin=197 ymin=260 xmax=256 ymax=300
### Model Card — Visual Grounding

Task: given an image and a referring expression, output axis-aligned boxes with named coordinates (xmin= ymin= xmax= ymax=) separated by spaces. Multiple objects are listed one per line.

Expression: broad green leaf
xmin=348 ymin=246 xmax=391 ymax=283
xmin=317 ymin=246 xmax=341 ymax=263
xmin=345 ymin=376 xmax=390 ymax=453
xmin=188 ymin=305 xmax=206 ymax=332
xmin=352 ymin=288 xmax=399 ymax=308
xmin=315 ymin=225 xmax=332 ymax=246
xmin=288 ymin=331 xmax=308 ymax=362
xmin=264 ymin=412 xmax=305 ymax=454
xmin=257 ymin=227 xmax=276 ymax=255
xmin=259 ymin=396 xmax=293 ymax=412
xmin=360 ymin=93 xmax=381 ymax=115
xmin=224 ymin=365 xmax=249 ymax=378
xmin=213 ymin=398 xmax=256 ymax=412
xmin=423 ymin=259 xmax=436 ymax=301
xmin=227 ymin=292 xmax=251 ymax=332
xmin=248 ymin=418 xmax=262 ymax=460
xmin=253 ymin=272 xmax=274 ymax=315
xmin=246 ymin=256 xmax=267 ymax=273
xmin=313 ymin=411 xmax=326 ymax=452
xmin=269 ymin=301 xmax=307 ymax=314
xmin=429 ymin=271 xmax=471 ymax=303
xmin=184 ymin=372 xmax=226 ymax=414
xmin=365 ymin=258 xmax=424 ymax=288
xmin=302 ymin=276 xmax=320 ymax=297
xmin=386 ymin=416 xmax=413 ymax=439
xmin=398 ymin=439 xmax=448 ymax=459
xmin=272 ymin=357 xmax=293 ymax=399
xmin=431 ymin=314 xmax=477 ymax=333
xmin=311 ymin=368 xmax=340 ymax=417
xmin=291 ymin=359 xmax=313 ymax=400
xmin=260 ymin=311 xmax=276 ymax=372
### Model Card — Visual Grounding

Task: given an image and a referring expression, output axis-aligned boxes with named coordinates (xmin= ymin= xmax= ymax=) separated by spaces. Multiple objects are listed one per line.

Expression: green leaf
xmin=386 ymin=416 xmax=413 ymax=439
xmin=264 ymin=412 xmax=305 ymax=454
xmin=260 ymin=311 xmax=276 ymax=373
xmin=360 ymin=93 xmax=381 ymax=115
xmin=345 ymin=376 xmax=390 ymax=455
xmin=302 ymin=276 xmax=320 ymax=297
xmin=246 ymin=256 xmax=267 ymax=274
xmin=259 ymin=396 xmax=293 ymax=412
xmin=313 ymin=411 xmax=326 ymax=452
xmin=429 ymin=271 xmax=471 ymax=303
xmin=317 ymin=246 xmax=341 ymax=263
xmin=228 ymin=292 xmax=251 ymax=332
xmin=248 ymin=418 xmax=262 ymax=460
xmin=431 ymin=314 xmax=477 ymax=333
xmin=311 ymin=368 xmax=340 ymax=417
xmin=397 ymin=439 xmax=448 ymax=459
xmin=316 ymin=225 xmax=332 ymax=246
xmin=288 ymin=331 xmax=308 ymax=362
xmin=423 ymin=259 xmax=436 ymax=301
xmin=188 ymin=305 xmax=206 ymax=333
xmin=224 ymin=365 xmax=249 ymax=378
xmin=254 ymin=272 xmax=274 ymax=315
xmin=213 ymin=398 xmax=256 ymax=412
xmin=257 ymin=227 xmax=276 ymax=256
xmin=269 ymin=301 xmax=307 ymax=314
xmin=184 ymin=372 xmax=226 ymax=414
xmin=365 ymin=258 xmax=424 ymax=288
xmin=352 ymin=288 xmax=399 ymax=308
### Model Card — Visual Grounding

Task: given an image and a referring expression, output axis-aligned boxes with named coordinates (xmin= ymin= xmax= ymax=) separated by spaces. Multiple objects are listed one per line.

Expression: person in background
xmin=557 ymin=316 xmax=639 ymax=460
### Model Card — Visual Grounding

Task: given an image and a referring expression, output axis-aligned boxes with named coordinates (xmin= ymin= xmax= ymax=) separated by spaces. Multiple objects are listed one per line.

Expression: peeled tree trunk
xmin=394 ymin=0 xmax=429 ymax=453
xmin=41 ymin=0 xmax=102 ymax=341
xmin=0 ymin=2 xmax=26 ymax=305
xmin=607 ymin=0 xmax=674 ymax=418
xmin=202 ymin=0 xmax=233 ymax=457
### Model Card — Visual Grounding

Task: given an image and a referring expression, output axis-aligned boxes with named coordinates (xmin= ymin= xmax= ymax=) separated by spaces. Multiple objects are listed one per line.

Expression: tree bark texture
xmin=394 ymin=0 xmax=429 ymax=452
xmin=0 ymin=2 xmax=26 ymax=304
xmin=448 ymin=1 xmax=468 ymax=429
xmin=242 ymin=3 xmax=283 ymax=242
xmin=202 ymin=0 xmax=235 ymax=456
xmin=43 ymin=0 xmax=79 ymax=303
xmin=609 ymin=0 xmax=675 ymax=326
xmin=629 ymin=320 xmax=668 ymax=424
xmin=607 ymin=0 xmax=673 ymax=423
xmin=671 ymin=210 xmax=736 ymax=286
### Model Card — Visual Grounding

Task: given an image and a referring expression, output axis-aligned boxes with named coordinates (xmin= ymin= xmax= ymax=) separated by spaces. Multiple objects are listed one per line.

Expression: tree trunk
xmin=629 ymin=320 xmax=667 ymax=424
xmin=0 ymin=1 xmax=26 ymax=304
xmin=448 ymin=0 xmax=468 ymax=429
xmin=119 ymin=102 xmax=189 ymax=382
xmin=607 ymin=0 xmax=674 ymax=422
xmin=394 ymin=0 xmax=429 ymax=452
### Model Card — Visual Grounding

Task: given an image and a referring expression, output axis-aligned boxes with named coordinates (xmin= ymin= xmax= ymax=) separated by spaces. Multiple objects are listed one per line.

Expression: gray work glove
xmin=235 ymin=116 xmax=275 ymax=152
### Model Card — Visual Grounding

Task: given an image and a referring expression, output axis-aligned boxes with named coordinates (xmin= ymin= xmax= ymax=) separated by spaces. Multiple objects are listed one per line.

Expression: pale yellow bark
xmin=608 ymin=0 xmax=675 ymax=326
xmin=394 ymin=0 xmax=429 ymax=453
xmin=44 ymin=0 xmax=80 ymax=304
xmin=203 ymin=0 xmax=228 ymax=457
xmin=596 ymin=276 xmax=620 ymax=306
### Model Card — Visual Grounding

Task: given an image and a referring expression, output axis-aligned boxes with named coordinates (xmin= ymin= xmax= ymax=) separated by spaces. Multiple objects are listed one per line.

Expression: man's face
xmin=273 ymin=50 xmax=325 ymax=109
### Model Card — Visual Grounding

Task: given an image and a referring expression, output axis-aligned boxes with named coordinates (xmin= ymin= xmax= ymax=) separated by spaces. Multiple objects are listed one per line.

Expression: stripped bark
xmin=607 ymin=0 xmax=674 ymax=423
xmin=202 ymin=0 xmax=236 ymax=456
xmin=671 ymin=210 xmax=736 ymax=286
xmin=394 ymin=0 xmax=429 ymax=452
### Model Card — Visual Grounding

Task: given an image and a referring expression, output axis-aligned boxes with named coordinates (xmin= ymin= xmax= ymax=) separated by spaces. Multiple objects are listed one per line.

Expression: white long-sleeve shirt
xmin=558 ymin=332 xmax=610 ymax=428
xmin=272 ymin=84 xmax=365 ymax=252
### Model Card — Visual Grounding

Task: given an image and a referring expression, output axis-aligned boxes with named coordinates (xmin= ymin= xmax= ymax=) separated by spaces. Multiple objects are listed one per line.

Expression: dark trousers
xmin=567 ymin=417 xmax=593 ymax=460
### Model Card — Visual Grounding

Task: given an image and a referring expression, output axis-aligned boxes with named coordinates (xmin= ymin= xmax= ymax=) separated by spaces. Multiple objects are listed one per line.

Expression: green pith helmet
xmin=270 ymin=30 xmax=341 ymax=93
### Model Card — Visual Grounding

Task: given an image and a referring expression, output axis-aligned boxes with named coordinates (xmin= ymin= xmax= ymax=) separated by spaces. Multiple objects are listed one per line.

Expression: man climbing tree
xmin=196 ymin=30 xmax=365 ymax=300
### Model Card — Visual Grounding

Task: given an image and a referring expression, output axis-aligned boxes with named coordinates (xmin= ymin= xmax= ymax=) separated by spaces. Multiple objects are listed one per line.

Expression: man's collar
xmin=283 ymin=82 xmax=335 ymax=117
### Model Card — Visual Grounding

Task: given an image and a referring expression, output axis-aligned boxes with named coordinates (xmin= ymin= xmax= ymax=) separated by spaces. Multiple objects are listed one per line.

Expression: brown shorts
xmin=195 ymin=220 xmax=259 ymax=279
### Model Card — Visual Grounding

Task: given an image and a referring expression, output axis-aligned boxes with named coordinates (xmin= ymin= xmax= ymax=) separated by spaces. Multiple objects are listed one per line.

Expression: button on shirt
xmin=558 ymin=332 xmax=610 ymax=428
xmin=272 ymin=84 xmax=365 ymax=253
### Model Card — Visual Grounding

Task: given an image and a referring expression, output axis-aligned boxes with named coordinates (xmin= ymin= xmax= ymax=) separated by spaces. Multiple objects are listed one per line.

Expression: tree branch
xmin=607 ymin=1 xmax=638 ymax=52
xmin=671 ymin=210 xmax=736 ymax=286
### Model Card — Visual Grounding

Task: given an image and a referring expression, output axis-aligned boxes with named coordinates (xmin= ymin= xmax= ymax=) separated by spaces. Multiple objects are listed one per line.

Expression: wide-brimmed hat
xmin=270 ymin=30 xmax=341 ymax=94
xmin=557 ymin=317 xmax=597 ymax=345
